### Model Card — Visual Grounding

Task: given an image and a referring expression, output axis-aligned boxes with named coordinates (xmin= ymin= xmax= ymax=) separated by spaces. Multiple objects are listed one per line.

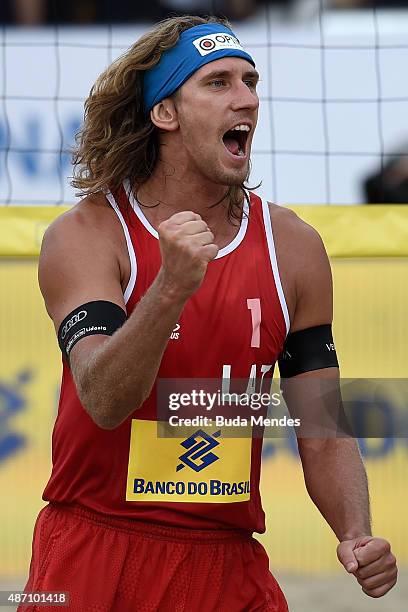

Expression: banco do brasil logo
xmin=176 ymin=429 xmax=221 ymax=473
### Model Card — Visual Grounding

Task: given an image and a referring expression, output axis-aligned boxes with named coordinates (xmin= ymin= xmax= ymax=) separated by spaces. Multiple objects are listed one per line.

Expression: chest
xmin=130 ymin=240 xmax=285 ymax=378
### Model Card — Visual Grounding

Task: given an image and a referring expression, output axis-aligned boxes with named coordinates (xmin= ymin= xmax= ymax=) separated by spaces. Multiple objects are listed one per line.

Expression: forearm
xmin=72 ymin=269 xmax=187 ymax=428
xmin=299 ymin=437 xmax=372 ymax=541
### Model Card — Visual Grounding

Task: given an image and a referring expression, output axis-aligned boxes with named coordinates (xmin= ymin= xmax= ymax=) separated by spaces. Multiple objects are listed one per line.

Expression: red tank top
xmin=43 ymin=182 xmax=289 ymax=533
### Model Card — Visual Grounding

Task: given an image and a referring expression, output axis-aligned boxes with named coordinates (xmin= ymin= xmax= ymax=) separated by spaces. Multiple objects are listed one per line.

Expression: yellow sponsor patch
xmin=126 ymin=419 xmax=252 ymax=503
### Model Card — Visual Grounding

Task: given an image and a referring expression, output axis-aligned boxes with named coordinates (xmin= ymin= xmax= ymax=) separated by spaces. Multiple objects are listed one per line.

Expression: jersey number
xmin=247 ymin=298 xmax=261 ymax=348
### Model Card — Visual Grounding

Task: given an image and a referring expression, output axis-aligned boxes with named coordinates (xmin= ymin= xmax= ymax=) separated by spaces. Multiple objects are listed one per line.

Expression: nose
xmin=230 ymin=80 xmax=259 ymax=112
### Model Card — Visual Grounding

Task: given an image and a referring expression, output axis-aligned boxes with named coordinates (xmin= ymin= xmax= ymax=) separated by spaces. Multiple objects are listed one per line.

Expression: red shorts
xmin=21 ymin=503 xmax=288 ymax=612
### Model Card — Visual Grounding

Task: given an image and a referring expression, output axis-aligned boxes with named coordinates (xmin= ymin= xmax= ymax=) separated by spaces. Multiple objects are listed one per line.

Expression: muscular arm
xmin=277 ymin=212 xmax=371 ymax=541
xmin=295 ymin=391 xmax=371 ymax=542
xmin=276 ymin=210 xmax=396 ymax=597
xmin=70 ymin=274 xmax=186 ymax=430
xmin=39 ymin=196 xmax=217 ymax=429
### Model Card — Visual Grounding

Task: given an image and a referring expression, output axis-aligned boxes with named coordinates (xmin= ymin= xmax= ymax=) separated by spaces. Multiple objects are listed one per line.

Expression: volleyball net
xmin=1 ymin=5 xmax=408 ymax=206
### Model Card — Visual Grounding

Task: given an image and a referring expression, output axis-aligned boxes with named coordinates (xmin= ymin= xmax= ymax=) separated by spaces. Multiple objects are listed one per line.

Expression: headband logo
xmin=199 ymin=39 xmax=216 ymax=51
xmin=193 ymin=33 xmax=245 ymax=57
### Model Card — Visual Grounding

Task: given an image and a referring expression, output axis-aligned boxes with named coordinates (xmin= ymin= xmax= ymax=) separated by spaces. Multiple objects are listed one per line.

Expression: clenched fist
xmin=337 ymin=536 xmax=397 ymax=598
xmin=158 ymin=211 xmax=219 ymax=299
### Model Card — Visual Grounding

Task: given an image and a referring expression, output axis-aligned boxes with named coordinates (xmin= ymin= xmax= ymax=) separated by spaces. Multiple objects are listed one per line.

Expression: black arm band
xmin=58 ymin=300 xmax=127 ymax=360
xmin=278 ymin=324 xmax=339 ymax=378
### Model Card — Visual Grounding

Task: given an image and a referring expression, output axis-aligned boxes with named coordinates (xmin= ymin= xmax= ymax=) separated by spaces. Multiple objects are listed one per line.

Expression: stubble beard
xmin=199 ymin=152 xmax=250 ymax=188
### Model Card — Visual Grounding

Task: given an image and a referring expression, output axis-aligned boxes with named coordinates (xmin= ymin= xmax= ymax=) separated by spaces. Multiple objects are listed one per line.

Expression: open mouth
xmin=222 ymin=125 xmax=250 ymax=158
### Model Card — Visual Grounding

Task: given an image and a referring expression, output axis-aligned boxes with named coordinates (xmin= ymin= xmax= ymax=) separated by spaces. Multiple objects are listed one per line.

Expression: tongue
xmin=224 ymin=137 xmax=240 ymax=156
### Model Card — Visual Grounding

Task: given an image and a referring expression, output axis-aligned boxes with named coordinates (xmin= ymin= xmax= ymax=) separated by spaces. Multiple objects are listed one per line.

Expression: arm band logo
xmin=58 ymin=300 xmax=127 ymax=360
xmin=278 ymin=324 xmax=339 ymax=378
xmin=143 ymin=23 xmax=255 ymax=114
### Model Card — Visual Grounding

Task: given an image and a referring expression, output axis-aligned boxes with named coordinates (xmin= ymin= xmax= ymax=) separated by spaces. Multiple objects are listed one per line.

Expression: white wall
xmin=1 ymin=10 xmax=407 ymax=205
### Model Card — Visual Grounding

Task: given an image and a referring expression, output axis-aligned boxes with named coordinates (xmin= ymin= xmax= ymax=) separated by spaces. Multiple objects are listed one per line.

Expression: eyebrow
xmin=199 ymin=69 xmax=260 ymax=82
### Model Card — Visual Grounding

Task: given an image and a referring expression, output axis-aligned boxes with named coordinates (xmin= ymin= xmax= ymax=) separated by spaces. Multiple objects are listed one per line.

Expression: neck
xmin=135 ymin=160 xmax=243 ymax=232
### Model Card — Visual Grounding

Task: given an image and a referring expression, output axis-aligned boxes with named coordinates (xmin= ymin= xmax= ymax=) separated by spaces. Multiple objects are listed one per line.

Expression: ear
xmin=150 ymin=98 xmax=179 ymax=132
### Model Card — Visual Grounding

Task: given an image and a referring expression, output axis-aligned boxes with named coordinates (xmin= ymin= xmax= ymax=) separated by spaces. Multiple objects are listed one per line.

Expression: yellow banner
xmin=1 ymin=205 xmax=408 ymax=257
xmin=0 ymin=255 xmax=407 ymax=577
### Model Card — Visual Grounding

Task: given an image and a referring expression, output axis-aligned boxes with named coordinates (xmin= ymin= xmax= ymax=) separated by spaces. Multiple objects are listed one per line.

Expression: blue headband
xmin=143 ymin=23 xmax=255 ymax=114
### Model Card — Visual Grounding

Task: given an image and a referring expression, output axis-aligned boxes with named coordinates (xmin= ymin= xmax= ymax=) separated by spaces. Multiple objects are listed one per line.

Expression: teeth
xmin=232 ymin=124 xmax=250 ymax=132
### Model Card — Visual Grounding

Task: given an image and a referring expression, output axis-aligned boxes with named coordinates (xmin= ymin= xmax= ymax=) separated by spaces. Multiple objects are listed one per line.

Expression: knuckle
xmin=160 ymin=221 xmax=180 ymax=239
xmin=184 ymin=246 xmax=198 ymax=260
xmin=381 ymin=539 xmax=391 ymax=554
xmin=158 ymin=220 xmax=168 ymax=234
xmin=174 ymin=227 xmax=185 ymax=240
xmin=387 ymin=553 xmax=396 ymax=567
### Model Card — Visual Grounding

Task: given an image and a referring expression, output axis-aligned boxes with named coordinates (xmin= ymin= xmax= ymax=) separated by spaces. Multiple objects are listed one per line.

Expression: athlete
xmin=22 ymin=15 xmax=397 ymax=612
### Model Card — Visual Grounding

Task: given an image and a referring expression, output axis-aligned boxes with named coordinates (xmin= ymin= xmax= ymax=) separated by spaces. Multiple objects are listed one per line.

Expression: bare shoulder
xmin=267 ymin=202 xmax=333 ymax=330
xmin=42 ymin=192 xmax=116 ymax=247
xmin=39 ymin=192 xmax=127 ymax=328
xmin=268 ymin=202 xmax=327 ymax=261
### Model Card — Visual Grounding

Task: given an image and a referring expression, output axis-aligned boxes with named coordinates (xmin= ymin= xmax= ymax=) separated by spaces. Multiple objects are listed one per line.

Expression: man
xmin=22 ymin=15 xmax=397 ymax=612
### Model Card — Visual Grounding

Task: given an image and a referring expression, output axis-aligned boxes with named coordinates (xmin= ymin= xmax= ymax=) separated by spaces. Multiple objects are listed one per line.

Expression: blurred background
xmin=2 ymin=0 xmax=408 ymax=205
xmin=0 ymin=1 xmax=407 ymax=611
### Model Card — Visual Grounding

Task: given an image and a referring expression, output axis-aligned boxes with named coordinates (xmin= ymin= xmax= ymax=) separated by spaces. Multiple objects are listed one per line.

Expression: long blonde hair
xmin=72 ymin=15 xmax=252 ymax=219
